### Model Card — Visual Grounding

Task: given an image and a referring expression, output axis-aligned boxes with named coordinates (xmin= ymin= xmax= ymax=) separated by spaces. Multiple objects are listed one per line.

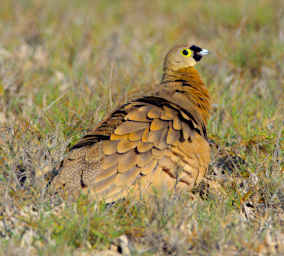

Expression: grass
xmin=0 ymin=0 xmax=283 ymax=255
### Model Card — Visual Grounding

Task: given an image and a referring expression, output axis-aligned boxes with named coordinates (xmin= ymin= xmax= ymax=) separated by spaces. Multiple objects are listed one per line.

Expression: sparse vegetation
xmin=0 ymin=0 xmax=283 ymax=255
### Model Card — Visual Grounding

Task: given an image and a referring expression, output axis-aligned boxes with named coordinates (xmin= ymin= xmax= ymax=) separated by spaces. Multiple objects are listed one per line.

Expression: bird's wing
xmin=51 ymin=94 xmax=206 ymax=202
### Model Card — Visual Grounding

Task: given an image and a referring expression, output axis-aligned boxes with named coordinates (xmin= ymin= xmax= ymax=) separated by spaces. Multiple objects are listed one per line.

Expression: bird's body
xmin=51 ymin=45 xmax=211 ymax=202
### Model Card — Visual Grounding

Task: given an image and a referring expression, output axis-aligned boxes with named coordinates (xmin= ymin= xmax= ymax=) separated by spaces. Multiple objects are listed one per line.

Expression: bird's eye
xmin=181 ymin=49 xmax=192 ymax=57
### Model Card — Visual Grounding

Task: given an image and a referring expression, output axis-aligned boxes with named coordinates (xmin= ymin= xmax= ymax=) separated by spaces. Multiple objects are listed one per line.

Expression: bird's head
xmin=163 ymin=44 xmax=209 ymax=71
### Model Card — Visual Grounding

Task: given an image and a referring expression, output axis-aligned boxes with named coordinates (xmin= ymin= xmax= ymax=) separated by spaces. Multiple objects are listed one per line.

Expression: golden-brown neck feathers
xmin=160 ymin=46 xmax=211 ymax=125
xmin=161 ymin=67 xmax=210 ymax=124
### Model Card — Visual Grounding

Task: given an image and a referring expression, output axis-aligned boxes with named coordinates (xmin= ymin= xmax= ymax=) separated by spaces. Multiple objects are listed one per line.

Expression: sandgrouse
xmin=51 ymin=44 xmax=211 ymax=202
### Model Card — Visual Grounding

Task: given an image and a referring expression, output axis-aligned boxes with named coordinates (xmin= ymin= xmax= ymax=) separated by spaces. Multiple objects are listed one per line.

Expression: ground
xmin=0 ymin=0 xmax=283 ymax=255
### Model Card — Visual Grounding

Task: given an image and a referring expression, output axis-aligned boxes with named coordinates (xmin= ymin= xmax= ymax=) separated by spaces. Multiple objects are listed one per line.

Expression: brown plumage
xmin=51 ymin=44 xmax=211 ymax=202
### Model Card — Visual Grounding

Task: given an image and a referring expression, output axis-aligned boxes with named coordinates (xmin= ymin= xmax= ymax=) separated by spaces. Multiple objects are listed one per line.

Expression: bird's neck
xmin=161 ymin=66 xmax=211 ymax=124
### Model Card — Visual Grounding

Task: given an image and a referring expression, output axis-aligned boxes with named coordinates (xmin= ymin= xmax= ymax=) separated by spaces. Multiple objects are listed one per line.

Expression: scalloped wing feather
xmin=51 ymin=83 xmax=210 ymax=203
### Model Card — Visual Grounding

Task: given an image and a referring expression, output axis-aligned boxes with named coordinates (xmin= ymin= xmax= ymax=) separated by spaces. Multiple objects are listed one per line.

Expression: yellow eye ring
xmin=181 ymin=48 xmax=192 ymax=57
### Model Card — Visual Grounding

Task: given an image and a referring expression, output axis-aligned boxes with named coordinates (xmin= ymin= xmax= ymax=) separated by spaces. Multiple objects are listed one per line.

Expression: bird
xmin=50 ymin=44 xmax=211 ymax=203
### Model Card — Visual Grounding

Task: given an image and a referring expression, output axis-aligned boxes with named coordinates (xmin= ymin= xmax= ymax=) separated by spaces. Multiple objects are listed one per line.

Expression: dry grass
xmin=0 ymin=0 xmax=283 ymax=255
